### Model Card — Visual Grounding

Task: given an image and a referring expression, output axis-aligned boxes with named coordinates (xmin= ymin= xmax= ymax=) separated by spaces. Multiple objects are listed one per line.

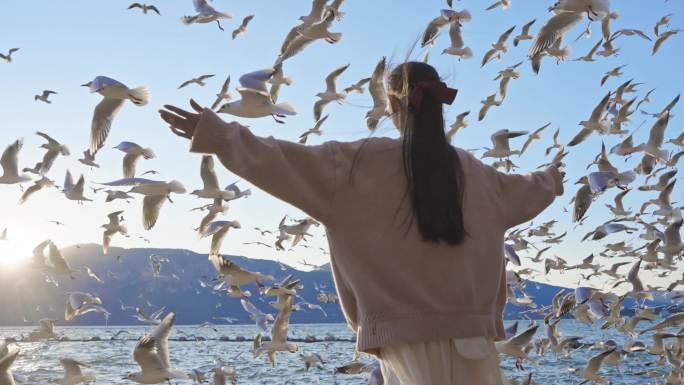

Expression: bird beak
xmin=80 ymin=82 xmax=90 ymax=87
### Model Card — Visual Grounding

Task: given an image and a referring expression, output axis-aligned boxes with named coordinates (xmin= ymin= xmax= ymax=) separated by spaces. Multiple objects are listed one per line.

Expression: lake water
xmin=0 ymin=321 xmax=671 ymax=384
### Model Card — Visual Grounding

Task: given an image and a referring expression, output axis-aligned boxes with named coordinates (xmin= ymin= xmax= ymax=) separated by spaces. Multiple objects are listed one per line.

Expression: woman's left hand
xmin=159 ymin=99 xmax=204 ymax=140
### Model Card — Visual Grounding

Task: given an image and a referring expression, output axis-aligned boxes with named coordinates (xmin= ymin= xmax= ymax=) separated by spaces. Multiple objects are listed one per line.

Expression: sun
xmin=0 ymin=236 xmax=34 ymax=271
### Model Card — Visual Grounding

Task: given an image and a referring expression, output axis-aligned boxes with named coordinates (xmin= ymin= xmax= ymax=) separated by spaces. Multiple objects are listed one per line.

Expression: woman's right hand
xmin=159 ymin=99 xmax=204 ymax=140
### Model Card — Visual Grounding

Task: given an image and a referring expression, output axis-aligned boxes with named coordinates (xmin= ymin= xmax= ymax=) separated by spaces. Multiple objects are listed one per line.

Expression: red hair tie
xmin=408 ymin=81 xmax=458 ymax=113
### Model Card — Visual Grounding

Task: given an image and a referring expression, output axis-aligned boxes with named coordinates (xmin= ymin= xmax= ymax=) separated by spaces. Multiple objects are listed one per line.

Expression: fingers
xmin=189 ymin=99 xmax=203 ymax=113
xmin=159 ymin=110 xmax=184 ymax=127
xmin=163 ymin=104 xmax=195 ymax=118
xmin=170 ymin=125 xmax=192 ymax=140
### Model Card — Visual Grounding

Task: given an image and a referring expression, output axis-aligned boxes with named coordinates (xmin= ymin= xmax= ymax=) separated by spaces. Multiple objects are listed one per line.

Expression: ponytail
xmin=392 ymin=62 xmax=467 ymax=245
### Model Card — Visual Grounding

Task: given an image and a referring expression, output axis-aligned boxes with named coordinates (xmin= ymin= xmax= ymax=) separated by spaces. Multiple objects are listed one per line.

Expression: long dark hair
xmin=389 ymin=61 xmax=467 ymax=245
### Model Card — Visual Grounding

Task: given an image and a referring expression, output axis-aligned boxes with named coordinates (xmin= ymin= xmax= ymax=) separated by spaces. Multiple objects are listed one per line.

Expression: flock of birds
xmin=0 ymin=0 xmax=684 ymax=384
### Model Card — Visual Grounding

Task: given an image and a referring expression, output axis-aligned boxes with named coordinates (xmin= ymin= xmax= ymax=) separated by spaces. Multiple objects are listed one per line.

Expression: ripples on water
xmin=0 ymin=321 xmax=670 ymax=384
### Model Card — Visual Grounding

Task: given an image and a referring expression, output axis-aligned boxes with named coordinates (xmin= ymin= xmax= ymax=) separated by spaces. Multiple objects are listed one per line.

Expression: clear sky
xmin=0 ymin=0 xmax=682 ymax=290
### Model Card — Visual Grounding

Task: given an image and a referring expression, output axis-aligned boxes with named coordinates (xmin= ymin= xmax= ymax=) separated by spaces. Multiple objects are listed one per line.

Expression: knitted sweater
xmin=189 ymin=109 xmax=563 ymax=354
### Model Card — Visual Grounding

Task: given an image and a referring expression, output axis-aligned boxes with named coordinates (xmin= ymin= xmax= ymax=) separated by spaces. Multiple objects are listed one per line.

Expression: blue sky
xmin=0 ymin=0 xmax=682 ymax=289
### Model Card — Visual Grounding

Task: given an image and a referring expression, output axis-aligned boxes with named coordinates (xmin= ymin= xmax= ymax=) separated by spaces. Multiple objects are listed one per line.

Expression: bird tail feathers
xmin=128 ymin=87 xmax=149 ymax=106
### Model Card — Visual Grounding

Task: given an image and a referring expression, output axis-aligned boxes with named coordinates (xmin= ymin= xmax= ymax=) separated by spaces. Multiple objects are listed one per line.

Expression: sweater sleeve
xmin=492 ymin=164 xmax=563 ymax=228
xmin=458 ymin=149 xmax=563 ymax=229
xmin=189 ymin=108 xmax=337 ymax=222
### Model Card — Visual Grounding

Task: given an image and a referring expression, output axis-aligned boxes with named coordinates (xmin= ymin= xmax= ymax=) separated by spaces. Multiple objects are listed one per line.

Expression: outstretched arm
xmin=160 ymin=100 xmax=337 ymax=222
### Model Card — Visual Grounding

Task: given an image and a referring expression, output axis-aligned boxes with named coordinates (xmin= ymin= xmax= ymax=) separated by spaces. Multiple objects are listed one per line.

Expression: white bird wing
xmin=239 ymin=69 xmax=275 ymax=93
xmin=133 ymin=335 xmax=166 ymax=373
xmin=48 ymin=242 xmax=71 ymax=272
xmin=150 ymin=312 xmax=175 ymax=368
xmin=200 ymin=155 xmax=220 ymax=191
xmin=237 ymin=88 xmax=272 ymax=106
xmin=36 ymin=131 xmax=60 ymax=147
xmin=530 ymin=12 xmax=584 ymax=57
xmin=647 ymin=112 xmax=670 ymax=149
xmin=271 ymin=295 xmax=293 ymax=343
xmin=586 ymin=348 xmax=615 ymax=374
xmin=63 ymin=170 xmax=75 ymax=193
xmin=497 ymin=25 xmax=516 ymax=45
xmin=368 ymin=57 xmax=388 ymax=110
xmin=665 ymin=220 xmax=683 ymax=246
xmin=90 ymin=97 xmax=125 ymax=154
xmin=73 ymin=174 xmax=86 ymax=198
xmin=324 ymin=64 xmax=350 ymax=93
xmin=241 ymin=298 xmax=265 ymax=318
xmin=448 ymin=21 xmax=465 ymax=48
xmin=241 ymin=14 xmax=254 ymax=28
xmin=0 ymin=348 xmax=19 ymax=372
xmin=589 ymin=92 xmax=612 ymax=122
xmin=143 ymin=195 xmax=167 ymax=230
xmin=60 ymin=358 xmax=86 ymax=378
xmin=1 ymin=139 xmax=22 ymax=178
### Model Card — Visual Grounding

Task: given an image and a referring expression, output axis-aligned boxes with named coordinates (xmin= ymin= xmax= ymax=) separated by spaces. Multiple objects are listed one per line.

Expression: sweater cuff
xmin=189 ymin=108 xmax=232 ymax=155
xmin=544 ymin=165 xmax=564 ymax=196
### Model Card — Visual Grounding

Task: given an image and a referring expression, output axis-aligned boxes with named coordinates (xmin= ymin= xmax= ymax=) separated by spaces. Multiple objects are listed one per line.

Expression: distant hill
xmin=0 ymin=244 xmax=586 ymax=326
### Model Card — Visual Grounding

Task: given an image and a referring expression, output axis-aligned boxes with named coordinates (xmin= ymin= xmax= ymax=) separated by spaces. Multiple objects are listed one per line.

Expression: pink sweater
xmin=189 ymin=109 xmax=563 ymax=354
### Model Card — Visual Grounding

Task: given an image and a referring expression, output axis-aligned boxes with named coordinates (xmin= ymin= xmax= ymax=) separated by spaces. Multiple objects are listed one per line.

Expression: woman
xmin=160 ymin=61 xmax=563 ymax=385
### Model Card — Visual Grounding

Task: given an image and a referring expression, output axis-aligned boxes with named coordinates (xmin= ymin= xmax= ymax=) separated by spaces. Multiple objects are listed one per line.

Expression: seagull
xmin=64 ymin=292 xmax=109 ymax=322
xmin=568 ymin=92 xmax=611 ymax=146
xmin=314 ymin=64 xmax=349 ymax=121
xmin=191 ymin=156 xmax=236 ymax=201
xmin=82 ymin=76 xmax=149 ymax=155
xmin=481 ymin=25 xmax=516 ymax=67
xmin=34 ymin=90 xmax=57 ymax=104
xmin=19 ymin=177 xmax=55 ymax=204
xmin=240 ymin=298 xmax=275 ymax=332
xmin=659 ymin=219 xmax=683 ymax=263
xmin=232 ymin=15 xmax=254 ymax=40
xmin=494 ymin=61 xmax=522 ymax=99
xmin=495 ymin=324 xmax=538 ymax=369
xmin=299 ymin=115 xmax=329 ymax=144
xmin=127 ymin=313 xmax=188 ymax=384
xmin=642 ymin=111 xmax=671 ymax=162
xmin=197 ymin=198 xmax=229 ymax=234
xmin=654 ymin=13 xmax=674 ymax=36
xmin=299 ymin=0 xmax=329 ymax=27
xmin=574 ymin=39 xmax=602 ymax=61
xmin=478 ymin=94 xmax=503 ymax=121
xmin=63 ymin=170 xmax=91 ymax=203
xmin=571 ymin=348 xmax=615 ymax=384
xmin=27 ymin=319 xmax=57 ymax=341
xmin=178 ymin=74 xmax=215 ymax=89
xmin=105 ymin=190 xmax=134 ymax=203
xmin=102 ymin=211 xmax=127 ymax=255
xmin=520 ymin=122 xmax=551 ymax=155
xmin=653 ymin=29 xmax=681 ymax=55
xmin=224 ymin=181 xmax=251 ymax=200
xmin=600 ymin=64 xmax=627 ymax=86
xmin=366 ymin=56 xmax=389 ymax=130
xmin=421 ymin=10 xmax=454 ymax=47
xmin=482 ymin=130 xmax=528 ymax=159
xmin=326 ymin=0 xmax=346 ymax=20
xmin=114 ymin=142 xmax=155 ymax=178
xmin=513 ymin=19 xmax=536 ymax=46
xmin=606 ymin=189 xmax=632 ymax=216
xmin=81 ymin=266 xmax=104 ymax=284
xmin=77 ymin=150 xmax=100 ymax=169
xmin=301 ymin=353 xmax=324 ymax=371
xmin=201 ymin=220 xmax=241 ymax=256
xmin=254 ymin=295 xmax=298 ymax=366
xmin=210 ymin=76 xmax=232 ymax=111
xmin=446 ymin=111 xmax=470 ymax=140
xmin=48 ymin=241 xmax=78 ymax=279
xmin=0 ymin=48 xmax=19 ymax=63
xmin=549 ymin=0 xmax=611 ymax=18
xmin=36 ymin=132 xmax=70 ymax=175
xmin=268 ymin=63 xmax=293 ymax=103
xmin=442 ymin=20 xmax=472 ymax=59
xmin=102 ymin=178 xmax=186 ymax=230
xmin=133 ymin=307 xmax=165 ymax=325
xmin=0 ymin=139 xmax=31 ymax=184
xmin=343 ymin=77 xmax=370 ymax=94
xmin=529 ymin=11 xmax=584 ymax=61
xmin=181 ymin=0 xmax=232 ymax=31
xmin=277 ymin=11 xmax=342 ymax=64
xmin=218 ymin=68 xmax=296 ymax=122
xmin=0 ymin=346 xmax=19 ymax=385
xmin=485 ymin=0 xmax=511 ymax=11
xmin=127 ymin=3 xmax=161 ymax=15
xmin=612 ymin=28 xmax=651 ymax=41
xmin=210 ymin=255 xmax=273 ymax=293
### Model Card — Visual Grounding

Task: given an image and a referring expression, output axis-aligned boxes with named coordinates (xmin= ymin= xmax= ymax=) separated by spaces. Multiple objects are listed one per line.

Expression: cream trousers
xmin=379 ymin=337 xmax=509 ymax=385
